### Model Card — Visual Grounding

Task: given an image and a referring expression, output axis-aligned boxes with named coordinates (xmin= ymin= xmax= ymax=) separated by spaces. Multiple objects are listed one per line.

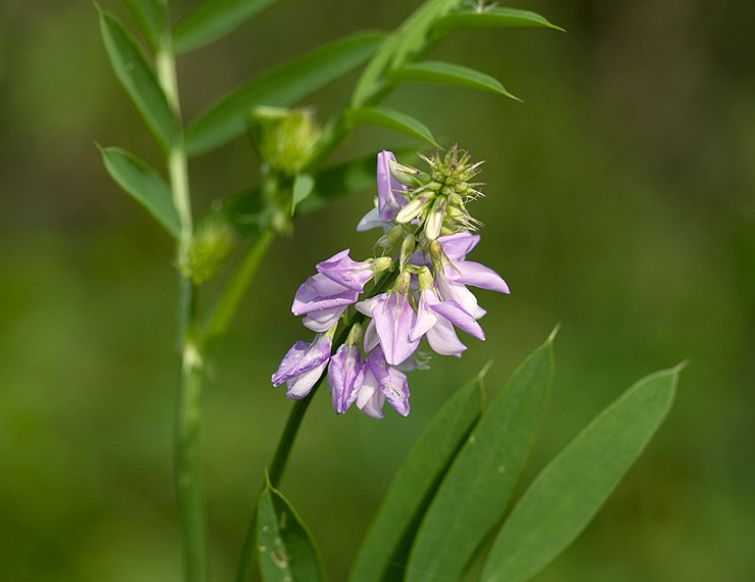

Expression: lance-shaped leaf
xmin=481 ymin=366 xmax=680 ymax=582
xmin=256 ymin=482 xmax=326 ymax=582
xmin=349 ymin=372 xmax=486 ymax=582
xmin=203 ymin=148 xmax=415 ymax=236
xmin=186 ymin=31 xmax=385 ymax=156
xmin=432 ymin=7 xmax=564 ymax=36
xmin=351 ymin=0 xmax=462 ymax=106
xmin=100 ymin=146 xmax=180 ymax=238
xmin=173 ymin=0 xmax=278 ymax=54
xmin=388 ymin=61 xmax=520 ymax=101
xmin=406 ymin=334 xmax=555 ymax=582
xmin=122 ymin=0 xmax=167 ymax=51
xmin=99 ymin=10 xmax=177 ymax=151
xmin=346 ymin=107 xmax=437 ymax=147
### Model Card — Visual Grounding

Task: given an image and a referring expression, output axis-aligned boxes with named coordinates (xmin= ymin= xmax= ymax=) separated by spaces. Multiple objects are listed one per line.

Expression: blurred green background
xmin=1 ymin=0 xmax=754 ymax=580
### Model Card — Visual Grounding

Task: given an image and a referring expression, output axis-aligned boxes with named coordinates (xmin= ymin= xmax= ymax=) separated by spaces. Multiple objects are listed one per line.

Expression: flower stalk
xmin=156 ymin=25 xmax=207 ymax=582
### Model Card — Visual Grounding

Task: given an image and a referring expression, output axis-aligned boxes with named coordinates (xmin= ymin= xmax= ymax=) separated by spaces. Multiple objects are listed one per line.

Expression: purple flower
xmin=328 ymin=344 xmax=365 ymax=414
xmin=435 ymin=267 xmax=487 ymax=319
xmin=272 ymin=333 xmax=332 ymax=399
xmin=316 ymin=249 xmax=374 ymax=291
xmin=356 ymin=150 xmax=408 ymax=231
xmin=292 ymin=273 xmax=359 ymax=332
xmin=372 ymin=292 xmax=420 ymax=366
xmin=356 ymin=347 xmax=410 ymax=417
xmin=377 ymin=150 xmax=408 ymax=220
xmin=445 ymin=261 xmax=510 ymax=295
xmin=411 ymin=288 xmax=468 ymax=357
xmin=438 ymin=231 xmax=480 ymax=261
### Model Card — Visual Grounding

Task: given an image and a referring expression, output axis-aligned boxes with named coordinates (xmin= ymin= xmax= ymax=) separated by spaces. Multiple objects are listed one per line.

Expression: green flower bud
xmin=248 ymin=106 xmax=321 ymax=175
xmin=180 ymin=223 xmax=235 ymax=285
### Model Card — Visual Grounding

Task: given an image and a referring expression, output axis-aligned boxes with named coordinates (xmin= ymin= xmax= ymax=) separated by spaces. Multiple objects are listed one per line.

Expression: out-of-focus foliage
xmin=1 ymin=1 xmax=754 ymax=581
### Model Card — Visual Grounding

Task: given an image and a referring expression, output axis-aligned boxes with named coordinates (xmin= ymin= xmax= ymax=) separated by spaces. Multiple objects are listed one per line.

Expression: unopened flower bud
xmin=399 ymin=234 xmax=416 ymax=269
xmin=417 ymin=267 xmax=434 ymax=292
xmin=424 ymin=197 xmax=447 ymax=240
xmin=248 ymin=106 xmax=321 ymax=175
xmin=372 ymin=256 xmax=394 ymax=275
xmin=180 ymin=222 xmax=235 ymax=285
xmin=395 ymin=193 xmax=430 ymax=224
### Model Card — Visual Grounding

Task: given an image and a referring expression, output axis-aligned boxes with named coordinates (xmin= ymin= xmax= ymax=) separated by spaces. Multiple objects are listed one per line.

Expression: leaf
xmin=406 ymin=334 xmax=555 ymax=582
xmin=349 ymin=372 xmax=486 ymax=582
xmin=122 ymin=0 xmax=167 ymax=50
xmin=433 ymin=7 xmax=564 ymax=36
xmin=351 ymin=0 xmax=463 ymax=106
xmin=202 ymin=148 xmax=415 ymax=236
xmin=186 ymin=31 xmax=385 ymax=156
xmin=99 ymin=10 xmax=177 ymax=151
xmin=346 ymin=107 xmax=437 ymax=147
xmin=388 ymin=61 xmax=520 ymax=101
xmin=256 ymin=483 xmax=326 ymax=582
xmin=481 ymin=366 xmax=680 ymax=582
xmin=100 ymin=146 xmax=180 ymax=238
xmin=173 ymin=0 xmax=278 ymax=54
xmin=291 ymin=174 xmax=315 ymax=216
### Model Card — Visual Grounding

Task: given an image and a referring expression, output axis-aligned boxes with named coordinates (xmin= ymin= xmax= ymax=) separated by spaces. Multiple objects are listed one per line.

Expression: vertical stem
xmin=157 ymin=30 xmax=207 ymax=582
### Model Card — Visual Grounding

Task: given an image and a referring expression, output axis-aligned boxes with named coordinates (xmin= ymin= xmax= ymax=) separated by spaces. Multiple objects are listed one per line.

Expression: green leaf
xmin=173 ymin=0 xmax=278 ymax=54
xmin=122 ymin=0 xmax=167 ymax=50
xmin=349 ymin=372 xmax=486 ymax=582
xmin=256 ymin=483 xmax=326 ymax=582
xmin=346 ymin=107 xmax=437 ymax=147
xmin=389 ymin=61 xmax=520 ymax=101
xmin=100 ymin=146 xmax=180 ymax=238
xmin=351 ymin=0 xmax=463 ymax=106
xmin=99 ymin=10 xmax=177 ymax=151
xmin=291 ymin=174 xmax=315 ymax=216
xmin=481 ymin=366 xmax=680 ymax=582
xmin=406 ymin=334 xmax=555 ymax=582
xmin=186 ymin=31 xmax=385 ymax=156
xmin=433 ymin=7 xmax=564 ymax=36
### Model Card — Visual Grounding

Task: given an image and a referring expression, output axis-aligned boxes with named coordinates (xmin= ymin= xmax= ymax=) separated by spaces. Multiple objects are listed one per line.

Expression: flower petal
xmin=430 ymin=300 xmax=486 ymax=340
xmin=292 ymin=273 xmax=359 ymax=316
xmin=317 ymin=249 xmax=373 ymax=291
xmin=285 ymin=361 xmax=328 ymax=399
xmin=374 ymin=293 xmax=419 ymax=366
xmin=302 ymin=305 xmax=346 ymax=332
xmin=447 ymin=260 xmax=510 ymax=294
xmin=438 ymin=231 xmax=480 ymax=261
xmin=356 ymin=207 xmax=391 ymax=232
xmin=377 ymin=150 xmax=407 ymax=220
xmin=410 ymin=289 xmax=438 ymax=342
xmin=426 ymin=318 xmax=467 ymax=357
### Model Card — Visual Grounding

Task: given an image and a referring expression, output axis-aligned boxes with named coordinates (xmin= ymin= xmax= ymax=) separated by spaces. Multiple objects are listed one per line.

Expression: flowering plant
xmin=98 ymin=0 xmax=681 ymax=580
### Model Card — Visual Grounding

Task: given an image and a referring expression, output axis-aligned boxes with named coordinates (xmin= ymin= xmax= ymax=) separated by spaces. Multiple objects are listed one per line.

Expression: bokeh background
xmin=1 ymin=0 xmax=754 ymax=580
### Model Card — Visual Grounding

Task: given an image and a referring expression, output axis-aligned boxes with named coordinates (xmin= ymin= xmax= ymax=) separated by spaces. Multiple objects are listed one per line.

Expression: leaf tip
xmin=547 ymin=322 xmax=562 ymax=343
xmin=672 ymin=360 xmax=690 ymax=374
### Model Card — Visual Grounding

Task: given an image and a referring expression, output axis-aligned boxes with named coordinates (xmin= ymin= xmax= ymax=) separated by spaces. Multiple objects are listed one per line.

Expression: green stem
xmin=234 ymin=270 xmax=397 ymax=582
xmin=203 ymin=229 xmax=275 ymax=345
xmin=157 ymin=31 xmax=207 ymax=582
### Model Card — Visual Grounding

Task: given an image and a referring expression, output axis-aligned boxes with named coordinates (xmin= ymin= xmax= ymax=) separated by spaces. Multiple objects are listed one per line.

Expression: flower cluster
xmin=272 ymin=147 xmax=509 ymax=418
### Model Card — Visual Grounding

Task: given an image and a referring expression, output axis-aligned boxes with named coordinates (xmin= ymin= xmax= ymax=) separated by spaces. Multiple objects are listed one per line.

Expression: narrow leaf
xmin=433 ymin=7 xmax=564 ymax=36
xmin=346 ymin=107 xmax=437 ymax=147
xmin=389 ymin=61 xmax=520 ymax=101
xmin=349 ymin=372 xmax=486 ymax=582
xmin=122 ymin=0 xmax=167 ymax=50
xmin=291 ymin=174 xmax=315 ymax=216
xmin=173 ymin=0 xmax=277 ymax=54
xmin=256 ymin=484 xmax=326 ymax=582
xmin=186 ymin=31 xmax=385 ymax=156
xmin=99 ymin=10 xmax=177 ymax=150
xmin=100 ymin=146 xmax=180 ymax=238
xmin=406 ymin=334 xmax=555 ymax=582
xmin=202 ymin=148 xmax=416 ymax=236
xmin=351 ymin=0 xmax=462 ymax=106
xmin=481 ymin=366 xmax=680 ymax=582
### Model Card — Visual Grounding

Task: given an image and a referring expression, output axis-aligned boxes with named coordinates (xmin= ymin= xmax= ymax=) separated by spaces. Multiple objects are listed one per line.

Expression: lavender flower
xmin=273 ymin=146 xmax=509 ymax=418
xmin=328 ymin=342 xmax=365 ymax=414
xmin=272 ymin=332 xmax=333 ymax=399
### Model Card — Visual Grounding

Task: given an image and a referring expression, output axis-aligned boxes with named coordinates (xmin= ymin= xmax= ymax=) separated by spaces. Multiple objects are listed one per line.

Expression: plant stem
xmin=203 ymin=229 xmax=275 ymax=344
xmin=157 ymin=32 xmax=207 ymax=582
